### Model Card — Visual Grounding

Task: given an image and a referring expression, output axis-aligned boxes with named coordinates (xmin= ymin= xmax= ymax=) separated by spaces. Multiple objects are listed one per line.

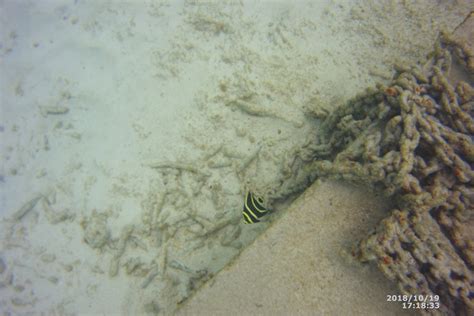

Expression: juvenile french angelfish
xmin=242 ymin=191 xmax=270 ymax=224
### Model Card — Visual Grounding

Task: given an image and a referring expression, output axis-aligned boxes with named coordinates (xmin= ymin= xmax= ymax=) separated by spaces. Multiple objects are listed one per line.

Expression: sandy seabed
xmin=0 ymin=0 xmax=472 ymax=314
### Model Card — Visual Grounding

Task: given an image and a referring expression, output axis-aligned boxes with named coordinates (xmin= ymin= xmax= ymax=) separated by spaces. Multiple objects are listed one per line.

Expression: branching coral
xmin=301 ymin=31 xmax=473 ymax=315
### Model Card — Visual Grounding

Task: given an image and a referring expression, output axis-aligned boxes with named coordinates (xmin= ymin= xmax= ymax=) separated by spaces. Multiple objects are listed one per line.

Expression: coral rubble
xmin=303 ymin=31 xmax=473 ymax=315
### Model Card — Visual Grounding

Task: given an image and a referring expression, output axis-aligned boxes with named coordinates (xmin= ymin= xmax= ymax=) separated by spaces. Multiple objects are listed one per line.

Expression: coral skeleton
xmin=302 ymin=32 xmax=473 ymax=315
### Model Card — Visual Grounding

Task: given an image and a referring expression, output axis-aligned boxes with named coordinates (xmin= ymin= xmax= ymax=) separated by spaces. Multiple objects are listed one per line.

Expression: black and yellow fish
xmin=242 ymin=192 xmax=270 ymax=224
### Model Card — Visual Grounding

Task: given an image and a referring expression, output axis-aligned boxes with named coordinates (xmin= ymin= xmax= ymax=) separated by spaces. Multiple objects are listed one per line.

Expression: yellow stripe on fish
xmin=243 ymin=192 xmax=270 ymax=224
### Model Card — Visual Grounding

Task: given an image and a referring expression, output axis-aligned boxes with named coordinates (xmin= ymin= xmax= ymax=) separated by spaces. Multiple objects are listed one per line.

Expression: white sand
xmin=177 ymin=180 xmax=417 ymax=316
xmin=0 ymin=0 xmax=471 ymax=314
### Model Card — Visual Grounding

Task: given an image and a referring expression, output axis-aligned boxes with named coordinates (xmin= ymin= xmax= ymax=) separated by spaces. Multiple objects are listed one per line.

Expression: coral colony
xmin=301 ymin=32 xmax=473 ymax=315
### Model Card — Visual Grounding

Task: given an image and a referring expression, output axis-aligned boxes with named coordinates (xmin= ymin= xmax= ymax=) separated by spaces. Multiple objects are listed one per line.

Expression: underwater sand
xmin=0 ymin=0 xmax=472 ymax=314
xmin=178 ymin=179 xmax=417 ymax=316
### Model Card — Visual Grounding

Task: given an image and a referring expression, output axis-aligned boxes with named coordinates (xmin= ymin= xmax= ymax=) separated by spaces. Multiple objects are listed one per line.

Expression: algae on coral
xmin=295 ymin=30 xmax=474 ymax=315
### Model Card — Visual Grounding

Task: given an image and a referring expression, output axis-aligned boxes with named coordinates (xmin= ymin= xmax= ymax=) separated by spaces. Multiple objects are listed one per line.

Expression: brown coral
xmin=300 ymin=34 xmax=474 ymax=315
